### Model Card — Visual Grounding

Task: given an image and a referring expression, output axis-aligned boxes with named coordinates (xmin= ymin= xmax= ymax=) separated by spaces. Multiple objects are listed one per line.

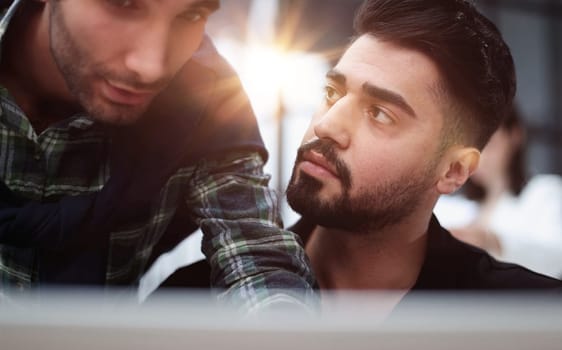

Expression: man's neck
xmin=305 ymin=213 xmax=430 ymax=291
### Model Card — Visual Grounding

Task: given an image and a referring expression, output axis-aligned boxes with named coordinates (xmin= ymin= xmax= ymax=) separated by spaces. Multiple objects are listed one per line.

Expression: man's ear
xmin=436 ymin=147 xmax=480 ymax=194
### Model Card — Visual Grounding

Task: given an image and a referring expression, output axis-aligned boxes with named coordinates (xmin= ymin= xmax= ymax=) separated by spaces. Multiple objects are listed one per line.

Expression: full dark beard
xmin=286 ymin=139 xmax=433 ymax=233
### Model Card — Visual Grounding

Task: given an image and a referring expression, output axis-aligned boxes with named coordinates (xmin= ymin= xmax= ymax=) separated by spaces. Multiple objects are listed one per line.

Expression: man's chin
xmin=94 ymin=113 xmax=143 ymax=125
xmin=86 ymin=103 xmax=149 ymax=125
xmin=287 ymin=178 xmax=334 ymax=219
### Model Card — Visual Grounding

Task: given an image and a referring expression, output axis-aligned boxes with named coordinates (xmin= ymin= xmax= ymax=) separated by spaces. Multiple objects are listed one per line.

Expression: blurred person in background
xmin=285 ymin=0 xmax=561 ymax=312
xmin=435 ymin=107 xmax=562 ymax=279
xmin=0 ymin=0 xmax=315 ymax=310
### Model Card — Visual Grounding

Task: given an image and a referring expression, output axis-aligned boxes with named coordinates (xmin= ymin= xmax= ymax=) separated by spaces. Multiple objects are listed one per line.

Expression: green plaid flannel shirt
xmin=0 ymin=89 xmax=316 ymax=310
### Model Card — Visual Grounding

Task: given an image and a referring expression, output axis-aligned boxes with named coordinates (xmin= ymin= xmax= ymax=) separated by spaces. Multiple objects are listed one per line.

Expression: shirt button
xmin=34 ymin=151 xmax=41 ymax=161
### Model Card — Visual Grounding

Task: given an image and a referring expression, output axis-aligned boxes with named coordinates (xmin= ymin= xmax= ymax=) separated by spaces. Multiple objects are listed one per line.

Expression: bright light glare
xmin=213 ymin=37 xmax=329 ymax=203
xmin=215 ymin=39 xmax=329 ymax=121
xmin=243 ymin=44 xmax=328 ymax=119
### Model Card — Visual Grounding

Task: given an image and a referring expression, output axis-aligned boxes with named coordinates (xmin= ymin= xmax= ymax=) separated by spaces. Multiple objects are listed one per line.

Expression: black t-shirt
xmin=160 ymin=214 xmax=562 ymax=291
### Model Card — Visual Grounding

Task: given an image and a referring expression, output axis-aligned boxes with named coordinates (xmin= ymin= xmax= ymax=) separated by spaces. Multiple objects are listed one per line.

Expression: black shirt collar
xmin=289 ymin=214 xmax=461 ymax=290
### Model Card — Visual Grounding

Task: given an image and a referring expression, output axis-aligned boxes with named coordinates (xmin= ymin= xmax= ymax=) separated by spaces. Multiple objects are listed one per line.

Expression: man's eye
xmin=182 ymin=12 xmax=202 ymax=22
xmin=367 ymin=106 xmax=393 ymax=125
xmin=324 ymin=86 xmax=342 ymax=105
xmin=107 ymin=0 xmax=135 ymax=8
xmin=180 ymin=9 xmax=212 ymax=22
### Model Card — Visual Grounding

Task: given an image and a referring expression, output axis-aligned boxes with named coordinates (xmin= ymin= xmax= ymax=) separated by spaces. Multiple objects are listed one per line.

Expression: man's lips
xmin=299 ymin=150 xmax=340 ymax=179
xmin=102 ymin=80 xmax=157 ymax=106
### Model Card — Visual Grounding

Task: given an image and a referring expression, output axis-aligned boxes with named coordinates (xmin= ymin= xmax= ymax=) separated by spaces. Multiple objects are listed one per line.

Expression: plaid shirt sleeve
xmin=185 ymin=150 xmax=317 ymax=312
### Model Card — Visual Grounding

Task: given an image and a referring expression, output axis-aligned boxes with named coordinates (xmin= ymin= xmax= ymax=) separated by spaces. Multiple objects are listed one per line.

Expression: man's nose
xmin=123 ymin=23 xmax=170 ymax=86
xmin=313 ymin=98 xmax=353 ymax=149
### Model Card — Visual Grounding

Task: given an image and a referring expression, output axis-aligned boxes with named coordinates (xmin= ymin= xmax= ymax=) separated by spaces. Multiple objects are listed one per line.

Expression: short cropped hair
xmin=354 ymin=0 xmax=516 ymax=149
xmin=463 ymin=106 xmax=527 ymax=200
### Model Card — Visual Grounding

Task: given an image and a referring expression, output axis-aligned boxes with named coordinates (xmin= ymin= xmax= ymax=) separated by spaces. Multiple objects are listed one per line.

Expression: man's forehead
xmin=184 ymin=0 xmax=220 ymax=6
xmin=341 ymin=35 xmax=428 ymax=67
xmin=152 ymin=0 xmax=220 ymax=9
xmin=332 ymin=34 xmax=447 ymax=121
xmin=336 ymin=35 xmax=443 ymax=90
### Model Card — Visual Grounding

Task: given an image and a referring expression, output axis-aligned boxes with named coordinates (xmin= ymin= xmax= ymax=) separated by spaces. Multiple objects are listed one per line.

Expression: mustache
xmin=97 ymin=67 xmax=169 ymax=92
xmin=296 ymin=138 xmax=352 ymax=189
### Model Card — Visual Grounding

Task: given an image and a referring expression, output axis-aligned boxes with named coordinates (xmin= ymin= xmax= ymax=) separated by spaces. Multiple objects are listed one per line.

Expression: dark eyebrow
xmin=326 ymin=69 xmax=346 ymax=86
xmin=327 ymin=68 xmax=416 ymax=118
xmin=362 ymin=82 xmax=416 ymax=118
xmin=188 ymin=0 xmax=220 ymax=12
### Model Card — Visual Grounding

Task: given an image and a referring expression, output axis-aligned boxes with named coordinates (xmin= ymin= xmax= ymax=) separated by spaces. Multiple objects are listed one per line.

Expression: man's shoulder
xmin=158 ymin=35 xmax=241 ymax=106
xmin=419 ymin=216 xmax=562 ymax=290
xmin=147 ymin=37 xmax=230 ymax=115
xmin=136 ymin=35 xmax=265 ymax=163
xmin=190 ymin=35 xmax=238 ymax=78
xmin=451 ymin=236 xmax=560 ymax=289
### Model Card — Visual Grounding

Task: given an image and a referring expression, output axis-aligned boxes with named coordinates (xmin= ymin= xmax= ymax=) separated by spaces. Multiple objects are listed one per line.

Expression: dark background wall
xmin=478 ymin=0 xmax=562 ymax=176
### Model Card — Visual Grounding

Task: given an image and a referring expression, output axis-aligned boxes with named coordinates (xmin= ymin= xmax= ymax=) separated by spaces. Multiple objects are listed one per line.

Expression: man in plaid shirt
xmin=0 ymin=0 xmax=315 ymax=311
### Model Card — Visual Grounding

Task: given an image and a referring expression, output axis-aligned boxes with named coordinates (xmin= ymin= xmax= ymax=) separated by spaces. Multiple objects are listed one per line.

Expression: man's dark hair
xmin=463 ymin=106 xmax=527 ymax=200
xmin=353 ymin=0 xmax=516 ymax=149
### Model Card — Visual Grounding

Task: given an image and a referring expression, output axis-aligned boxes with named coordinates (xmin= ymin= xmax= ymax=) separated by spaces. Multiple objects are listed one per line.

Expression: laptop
xmin=1 ymin=290 xmax=561 ymax=350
